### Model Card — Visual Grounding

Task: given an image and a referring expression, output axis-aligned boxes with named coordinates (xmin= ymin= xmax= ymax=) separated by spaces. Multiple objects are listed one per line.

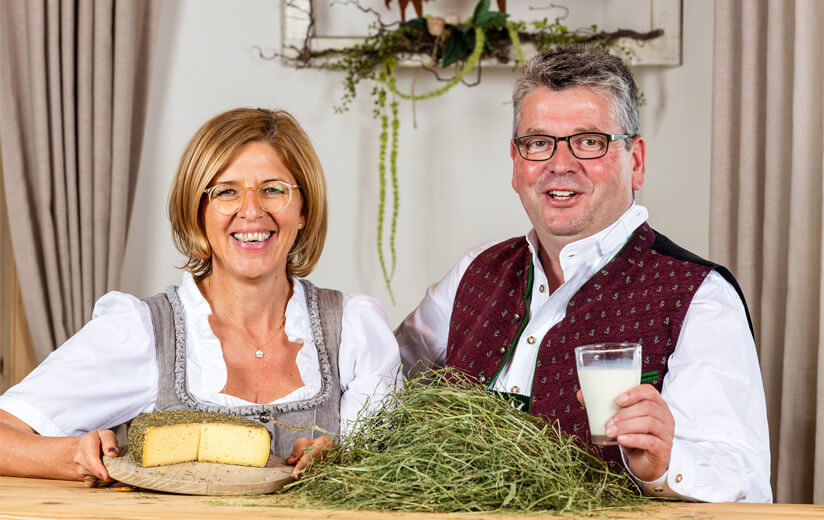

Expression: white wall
xmin=121 ymin=0 xmax=714 ymax=326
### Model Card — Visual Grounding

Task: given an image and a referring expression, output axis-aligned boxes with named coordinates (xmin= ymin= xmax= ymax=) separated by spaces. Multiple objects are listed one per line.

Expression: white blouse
xmin=0 ymin=273 xmax=401 ymax=438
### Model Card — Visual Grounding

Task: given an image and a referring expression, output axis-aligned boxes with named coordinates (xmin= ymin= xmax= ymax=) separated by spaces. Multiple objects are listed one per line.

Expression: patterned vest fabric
xmin=445 ymin=223 xmax=717 ymax=465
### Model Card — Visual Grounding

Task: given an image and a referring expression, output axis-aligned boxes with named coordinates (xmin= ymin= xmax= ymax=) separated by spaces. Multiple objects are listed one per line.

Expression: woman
xmin=0 ymin=108 xmax=401 ymax=485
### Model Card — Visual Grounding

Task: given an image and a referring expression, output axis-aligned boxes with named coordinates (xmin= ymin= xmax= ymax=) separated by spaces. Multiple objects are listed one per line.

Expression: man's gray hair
xmin=512 ymin=45 xmax=640 ymax=141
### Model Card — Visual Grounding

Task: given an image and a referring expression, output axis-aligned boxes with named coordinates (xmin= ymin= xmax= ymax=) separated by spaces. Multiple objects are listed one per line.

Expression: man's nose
xmin=548 ymin=139 xmax=578 ymax=173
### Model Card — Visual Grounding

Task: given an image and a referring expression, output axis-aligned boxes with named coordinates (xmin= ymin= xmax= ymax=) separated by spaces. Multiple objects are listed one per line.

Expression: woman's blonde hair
xmin=168 ymin=108 xmax=327 ymax=278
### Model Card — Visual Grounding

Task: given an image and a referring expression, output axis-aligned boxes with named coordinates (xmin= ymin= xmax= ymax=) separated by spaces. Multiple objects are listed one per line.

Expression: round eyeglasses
xmin=203 ymin=180 xmax=301 ymax=216
xmin=513 ymin=132 xmax=636 ymax=161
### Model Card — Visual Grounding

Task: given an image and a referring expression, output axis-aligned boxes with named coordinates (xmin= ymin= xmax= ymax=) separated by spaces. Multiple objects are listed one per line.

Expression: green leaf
xmin=465 ymin=27 xmax=477 ymax=53
xmin=474 ymin=10 xmax=508 ymax=27
xmin=403 ymin=17 xmax=427 ymax=30
xmin=471 ymin=0 xmax=491 ymax=25
xmin=442 ymin=30 xmax=469 ymax=67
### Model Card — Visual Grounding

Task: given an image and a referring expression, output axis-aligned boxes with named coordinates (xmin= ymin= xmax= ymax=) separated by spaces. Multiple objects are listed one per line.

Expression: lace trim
xmin=166 ymin=280 xmax=334 ymax=418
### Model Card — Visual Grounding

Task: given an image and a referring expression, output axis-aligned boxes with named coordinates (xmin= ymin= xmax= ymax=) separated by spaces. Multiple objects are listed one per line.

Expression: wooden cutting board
xmin=103 ymin=449 xmax=294 ymax=496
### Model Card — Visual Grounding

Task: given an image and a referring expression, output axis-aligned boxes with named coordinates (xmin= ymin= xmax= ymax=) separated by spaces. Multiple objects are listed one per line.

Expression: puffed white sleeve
xmin=628 ymin=270 xmax=772 ymax=502
xmin=0 ymin=291 xmax=158 ymax=437
xmin=336 ymin=294 xmax=402 ymax=435
xmin=394 ymin=242 xmax=494 ymax=378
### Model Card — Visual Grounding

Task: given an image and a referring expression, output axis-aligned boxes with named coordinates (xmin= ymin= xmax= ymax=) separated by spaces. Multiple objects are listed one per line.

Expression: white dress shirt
xmin=396 ymin=204 xmax=772 ymax=502
xmin=1 ymin=272 xmax=401 ymax=438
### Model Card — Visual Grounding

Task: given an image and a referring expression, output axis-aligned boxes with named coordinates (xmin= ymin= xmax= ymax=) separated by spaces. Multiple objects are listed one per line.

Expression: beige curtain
xmin=712 ymin=0 xmax=824 ymax=504
xmin=0 ymin=0 xmax=159 ymax=361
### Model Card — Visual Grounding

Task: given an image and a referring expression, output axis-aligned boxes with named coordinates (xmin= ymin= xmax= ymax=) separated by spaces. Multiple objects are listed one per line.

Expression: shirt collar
xmin=284 ymin=278 xmax=310 ymax=343
xmin=525 ymin=204 xmax=649 ymax=274
xmin=178 ymin=270 xmax=311 ymax=344
xmin=179 ymin=271 xmax=209 ymax=315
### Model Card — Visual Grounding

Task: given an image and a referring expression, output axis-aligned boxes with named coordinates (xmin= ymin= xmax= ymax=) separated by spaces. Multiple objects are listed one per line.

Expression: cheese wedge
xmin=128 ymin=410 xmax=270 ymax=468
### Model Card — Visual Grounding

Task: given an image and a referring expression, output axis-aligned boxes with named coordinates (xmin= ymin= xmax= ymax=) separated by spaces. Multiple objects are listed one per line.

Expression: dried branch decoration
xmin=272 ymin=0 xmax=664 ymax=301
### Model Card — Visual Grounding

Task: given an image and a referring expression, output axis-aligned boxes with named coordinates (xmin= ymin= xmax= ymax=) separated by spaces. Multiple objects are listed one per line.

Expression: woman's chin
xmin=214 ymin=256 xmax=288 ymax=282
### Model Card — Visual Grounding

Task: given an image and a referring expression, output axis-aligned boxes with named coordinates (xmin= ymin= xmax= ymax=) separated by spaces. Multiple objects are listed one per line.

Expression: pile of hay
xmin=284 ymin=369 xmax=646 ymax=514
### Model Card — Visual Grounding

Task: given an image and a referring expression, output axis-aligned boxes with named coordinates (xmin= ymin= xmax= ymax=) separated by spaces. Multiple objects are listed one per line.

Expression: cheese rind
xmin=128 ymin=410 xmax=270 ymax=468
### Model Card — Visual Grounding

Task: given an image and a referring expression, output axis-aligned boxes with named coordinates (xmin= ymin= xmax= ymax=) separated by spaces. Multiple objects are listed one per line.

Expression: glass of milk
xmin=574 ymin=343 xmax=641 ymax=445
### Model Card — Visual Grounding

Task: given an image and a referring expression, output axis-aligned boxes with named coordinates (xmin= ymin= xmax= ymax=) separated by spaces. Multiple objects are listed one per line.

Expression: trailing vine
xmin=382 ymin=26 xmax=486 ymax=101
xmin=375 ymin=86 xmax=392 ymax=302
xmin=276 ymin=0 xmax=664 ymax=300
xmin=373 ymin=82 xmax=401 ymax=303
xmin=389 ymin=97 xmax=399 ymax=282
xmin=505 ymin=21 xmax=524 ymax=66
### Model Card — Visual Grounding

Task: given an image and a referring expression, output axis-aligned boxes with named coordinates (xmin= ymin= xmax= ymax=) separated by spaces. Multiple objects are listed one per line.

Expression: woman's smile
xmin=230 ymin=230 xmax=275 ymax=250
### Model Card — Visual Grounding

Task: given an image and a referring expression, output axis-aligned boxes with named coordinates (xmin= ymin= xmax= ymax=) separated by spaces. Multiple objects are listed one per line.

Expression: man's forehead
xmin=519 ymin=86 xmax=619 ymax=132
xmin=521 ymin=124 xmax=604 ymax=135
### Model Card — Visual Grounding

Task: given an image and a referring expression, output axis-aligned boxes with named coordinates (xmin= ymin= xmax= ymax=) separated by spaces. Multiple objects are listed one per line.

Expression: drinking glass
xmin=574 ymin=343 xmax=641 ymax=445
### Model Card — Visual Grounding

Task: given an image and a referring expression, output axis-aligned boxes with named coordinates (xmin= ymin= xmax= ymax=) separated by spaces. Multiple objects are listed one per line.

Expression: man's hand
xmin=286 ymin=436 xmax=335 ymax=478
xmin=577 ymin=384 xmax=674 ymax=482
xmin=73 ymin=430 xmax=118 ymax=486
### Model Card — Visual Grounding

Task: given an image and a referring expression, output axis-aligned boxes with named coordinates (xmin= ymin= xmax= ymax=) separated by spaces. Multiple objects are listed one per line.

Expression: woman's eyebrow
xmin=210 ymin=177 xmax=286 ymax=186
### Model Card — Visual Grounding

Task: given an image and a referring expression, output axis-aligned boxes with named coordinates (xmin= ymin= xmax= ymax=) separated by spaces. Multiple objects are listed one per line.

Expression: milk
xmin=577 ymin=365 xmax=640 ymax=437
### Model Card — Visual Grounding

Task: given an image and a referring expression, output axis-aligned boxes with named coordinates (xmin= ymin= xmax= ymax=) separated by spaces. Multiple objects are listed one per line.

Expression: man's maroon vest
xmin=444 ymin=223 xmax=750 ymax=464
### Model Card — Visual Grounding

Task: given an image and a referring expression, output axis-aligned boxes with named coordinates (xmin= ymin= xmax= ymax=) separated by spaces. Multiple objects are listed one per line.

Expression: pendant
xmin=255 ymin=348 xmax=264 ymax=359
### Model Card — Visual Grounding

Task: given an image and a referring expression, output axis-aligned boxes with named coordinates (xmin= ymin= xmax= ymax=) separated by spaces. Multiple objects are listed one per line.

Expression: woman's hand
xmin=286 ymin=436 xmax=335 ymax=478
xmin=1 ymin=409 xmax=118 ymax=484
xmin=73 ymin=429 xmax=119 ymax=486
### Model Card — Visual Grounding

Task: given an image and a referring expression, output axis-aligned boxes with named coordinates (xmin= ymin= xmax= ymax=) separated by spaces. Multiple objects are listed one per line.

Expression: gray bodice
xmin=142 ymin=278 xmax=343 ymax=458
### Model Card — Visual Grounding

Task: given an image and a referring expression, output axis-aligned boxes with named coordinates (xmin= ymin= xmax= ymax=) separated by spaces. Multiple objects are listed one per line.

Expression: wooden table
xmin=1 ymin=476 xmax=821 ymax=519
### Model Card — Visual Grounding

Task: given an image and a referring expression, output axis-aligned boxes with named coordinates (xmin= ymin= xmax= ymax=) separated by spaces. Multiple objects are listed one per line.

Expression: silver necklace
xmin=207 ymin=276 xmax=289 ymax=359
xmin=219 ymin=312 xmax=286 ymax=359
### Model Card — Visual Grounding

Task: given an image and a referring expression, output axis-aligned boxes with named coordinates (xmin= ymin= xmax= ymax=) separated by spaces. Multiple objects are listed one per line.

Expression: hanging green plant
xmin=278 ymin=0 xmax=664 ymax=300
xmin=373 ymin=82 xmax=400 ymax=303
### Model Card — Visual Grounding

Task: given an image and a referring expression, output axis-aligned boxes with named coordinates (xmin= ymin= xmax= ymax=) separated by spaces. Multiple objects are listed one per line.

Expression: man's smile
xmin=546 ymin=189 xmax=578 ymax=201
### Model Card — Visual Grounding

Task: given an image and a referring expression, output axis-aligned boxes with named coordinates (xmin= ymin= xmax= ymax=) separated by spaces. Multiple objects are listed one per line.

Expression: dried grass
xmin=283 ymin=369 xmax=648 ymax=514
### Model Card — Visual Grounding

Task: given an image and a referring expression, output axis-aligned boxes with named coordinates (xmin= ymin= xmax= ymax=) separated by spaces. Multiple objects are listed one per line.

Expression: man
xmin=395 ymin=45 xmax=771 ymax=502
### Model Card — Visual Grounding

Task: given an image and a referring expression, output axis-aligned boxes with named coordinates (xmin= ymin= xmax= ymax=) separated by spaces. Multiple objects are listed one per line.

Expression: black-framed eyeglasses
xmin=203 ymin=180 xmax=301 ymax=216
xmin=513 ymin=132 xmax=636 ymax=161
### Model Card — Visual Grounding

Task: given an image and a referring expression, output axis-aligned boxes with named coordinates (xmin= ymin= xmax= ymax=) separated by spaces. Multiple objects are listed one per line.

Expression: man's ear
xmin=630 ymin=136 xmax=646 ymax=190
xmin=510 ymin=140 xmax=519 ymax=192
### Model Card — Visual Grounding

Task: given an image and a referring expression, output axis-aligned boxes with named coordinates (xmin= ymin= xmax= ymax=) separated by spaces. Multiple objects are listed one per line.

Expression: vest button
xmin=479 ymin=376 xmax=487 ymax=383
xmin=675 ymin=473 xmax=683 ymax=483
xmin=539 ymin=284 xmax=546 ymax=293
xmin=527 ymin=336 xmax=536 ymax=344
xmin=511 ymin=386 xmax=520 ymax=393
